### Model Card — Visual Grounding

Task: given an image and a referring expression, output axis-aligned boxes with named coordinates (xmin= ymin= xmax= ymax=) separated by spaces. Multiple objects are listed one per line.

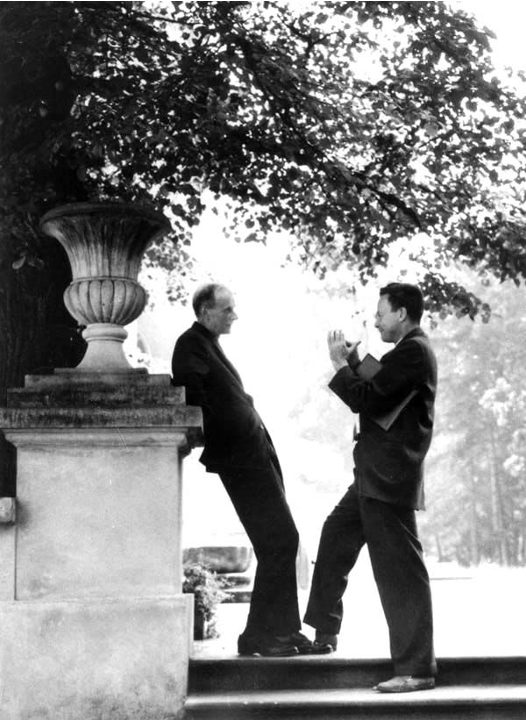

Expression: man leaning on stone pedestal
xmin=171 ymin=283 xmax=332 ymax=657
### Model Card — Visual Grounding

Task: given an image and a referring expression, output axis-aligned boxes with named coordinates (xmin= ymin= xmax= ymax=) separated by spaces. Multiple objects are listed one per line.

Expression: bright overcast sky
xmin=453 ymin=0 xmax=526 ymax=71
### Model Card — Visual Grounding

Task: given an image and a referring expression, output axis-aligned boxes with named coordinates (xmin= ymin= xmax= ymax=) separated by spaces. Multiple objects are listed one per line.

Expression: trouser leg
xmin=304 ymin=483 xmax=365 ymax=634
xmin=360 ymin=496 xmax=436 ymax=677
xmin=219 ymin=458 xmax=300 ymax=637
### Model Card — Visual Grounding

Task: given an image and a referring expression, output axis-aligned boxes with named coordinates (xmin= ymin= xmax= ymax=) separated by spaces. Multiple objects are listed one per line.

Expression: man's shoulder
xmin=177 ymin=324 xmax=196 ymax=340
xmin=172 ymin=325 xmax=208 ymax=363
xmin=410 ymin=329 xmax=435 ymax=355
xmin=399 ymin=329 xmax=437 ymax=373
xmin=400 ymin=328 xmax=433 ymax=352
xmin=176 ymin=323 xmax=209 ymax=346
xmin=382 ymin=328 xmax=435 ymax=365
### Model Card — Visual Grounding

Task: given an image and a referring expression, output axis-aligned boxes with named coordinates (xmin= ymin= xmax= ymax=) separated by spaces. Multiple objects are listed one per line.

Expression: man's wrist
xmin=332 ymin=359 xmax=349 ymax=372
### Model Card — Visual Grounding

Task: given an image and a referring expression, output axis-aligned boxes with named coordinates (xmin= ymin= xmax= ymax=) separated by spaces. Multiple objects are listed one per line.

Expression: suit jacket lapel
xmin=211 ymin=340 xmax=244 ymax=386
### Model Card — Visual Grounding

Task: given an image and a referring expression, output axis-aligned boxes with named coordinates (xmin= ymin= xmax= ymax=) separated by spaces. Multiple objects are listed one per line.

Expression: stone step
xmin=185 ymin=684 xmax=526 ymax=720
xmin=189 ymin=655 xmax=526 ymax=693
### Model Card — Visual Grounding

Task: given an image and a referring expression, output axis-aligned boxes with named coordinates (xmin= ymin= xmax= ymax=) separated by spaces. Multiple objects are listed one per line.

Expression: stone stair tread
xmin=186 ymin=684 xmax=526 ymax=709
xmin=189 ymin=655 xmax=526 ymax=694
xmin=188 ymin=656 xmax=526 ymax=717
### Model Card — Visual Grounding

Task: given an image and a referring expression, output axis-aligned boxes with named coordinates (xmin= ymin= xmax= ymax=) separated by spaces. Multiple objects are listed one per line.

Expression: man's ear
xmin=399 ymin=307 xmax=408 ymax=322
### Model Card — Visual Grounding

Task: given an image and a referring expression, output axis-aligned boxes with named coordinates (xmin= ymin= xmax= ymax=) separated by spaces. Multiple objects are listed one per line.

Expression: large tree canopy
xmin=2 ymin=1 xmax=526 ymax=316
xmin=2 ymin=0 xmax=526 ymax=495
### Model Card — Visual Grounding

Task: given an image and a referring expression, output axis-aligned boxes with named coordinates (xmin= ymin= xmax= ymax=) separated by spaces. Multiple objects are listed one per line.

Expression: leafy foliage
xmin=2 ymin=1 xmax=526 ymax=314
xmin=183 ymin=561 xmax=231 ymax=638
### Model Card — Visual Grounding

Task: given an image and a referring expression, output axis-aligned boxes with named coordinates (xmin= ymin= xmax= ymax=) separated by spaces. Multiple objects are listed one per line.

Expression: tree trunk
xmin=0 ymin=239 xmax=85 ymax=494
xmin=489 ymin=425 xmax=509 ymax=566
xmin=469 ymin=463 xmax=480 ymax=566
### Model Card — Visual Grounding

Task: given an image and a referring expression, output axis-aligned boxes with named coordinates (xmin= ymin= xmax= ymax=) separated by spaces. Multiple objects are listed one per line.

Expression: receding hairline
xmin=192 ymin=283 xmax=232 ymax=317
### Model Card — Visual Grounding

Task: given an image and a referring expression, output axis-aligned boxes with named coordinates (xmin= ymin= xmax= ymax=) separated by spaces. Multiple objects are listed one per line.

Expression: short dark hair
xmin=192 ymin=283 xmax=224 ymax=317
xmin=379 ymin=283 xmax=424 ymax=322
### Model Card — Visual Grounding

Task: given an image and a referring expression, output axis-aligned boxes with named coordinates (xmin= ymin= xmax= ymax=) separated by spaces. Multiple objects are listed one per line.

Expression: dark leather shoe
xmin=374 ymin=675 xmax=435 ymax=693
xmin=315 ymin=631 xmax=338 ymax=652
xmin=289 ymin=632 xmax=333 ymax=655
xmin=237 ymin=633 xmax=299 ymax=657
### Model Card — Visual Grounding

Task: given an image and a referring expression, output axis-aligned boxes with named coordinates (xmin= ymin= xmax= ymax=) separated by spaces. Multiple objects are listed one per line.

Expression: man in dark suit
xmin=172 ymin=283 xmax=332 ymax=657
xmin=304 ymin=282 xmax=437 ymax=692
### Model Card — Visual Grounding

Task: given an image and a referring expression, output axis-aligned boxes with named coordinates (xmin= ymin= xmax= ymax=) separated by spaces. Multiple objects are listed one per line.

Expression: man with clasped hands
xmin=304 ymin=282 xmax=438 ymax=693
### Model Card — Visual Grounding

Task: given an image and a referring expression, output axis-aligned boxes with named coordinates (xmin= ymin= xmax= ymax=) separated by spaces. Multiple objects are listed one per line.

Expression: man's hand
xmin=327 ymin=330 xmax=361 ymax=372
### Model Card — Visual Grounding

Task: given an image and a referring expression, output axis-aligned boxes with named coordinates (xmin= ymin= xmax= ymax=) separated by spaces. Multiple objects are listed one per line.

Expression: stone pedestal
xmin=0 ymin=374 xmax=202 ymax=720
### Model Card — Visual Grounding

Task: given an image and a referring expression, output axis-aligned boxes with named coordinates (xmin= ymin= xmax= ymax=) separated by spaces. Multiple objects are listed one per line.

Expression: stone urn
xmin=40 ymin=202 xmax=171 ymax=373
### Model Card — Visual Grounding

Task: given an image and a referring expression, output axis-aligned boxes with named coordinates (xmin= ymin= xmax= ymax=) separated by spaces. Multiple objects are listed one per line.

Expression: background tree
xmin=2 ymin=0 xmax=526 ymax=494
xmin=414 ymin=278 xmax=526 ymax=566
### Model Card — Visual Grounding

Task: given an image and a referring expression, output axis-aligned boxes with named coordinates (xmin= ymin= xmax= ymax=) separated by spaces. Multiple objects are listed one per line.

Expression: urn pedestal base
xmin=0 ymin=374 xmax=203 ymax=720
xmin=75 ymin=323 xmax=132 ymax=373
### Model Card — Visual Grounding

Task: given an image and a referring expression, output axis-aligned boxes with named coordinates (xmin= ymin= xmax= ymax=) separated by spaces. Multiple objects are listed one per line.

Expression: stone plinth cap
xmin=24 ymin=369 xmax=166 ymax=389
xmin=8 ymin=380 xmax=185 ymax=409
xmin=0 ymin=374 xmax=203 ymax=447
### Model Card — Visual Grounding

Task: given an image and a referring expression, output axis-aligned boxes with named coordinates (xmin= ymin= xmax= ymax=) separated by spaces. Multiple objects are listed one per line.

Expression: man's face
xmin=201 ymin=287 xmax=238 ymax=337
xmin=374 ymin=295 xmax=403 ymax=344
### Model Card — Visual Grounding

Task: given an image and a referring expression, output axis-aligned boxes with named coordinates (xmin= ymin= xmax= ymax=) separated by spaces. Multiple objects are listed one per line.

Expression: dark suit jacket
xmin=329 ymin=327 xmax=437 ymax=510
xmin=171 ymin=322 xmax=275 ymax=472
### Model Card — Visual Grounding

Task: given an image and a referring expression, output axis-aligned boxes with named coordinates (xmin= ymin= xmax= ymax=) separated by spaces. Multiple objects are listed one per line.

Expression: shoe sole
xmin=238 ymin=645 xmax=299 ymax=657
xmin=374 ymin=682 xmax=436 ymax=693
xmin=298 ymin=645 xmax=334 ymax=655
xmin=238 ymin=650 xmax=299 ymax=657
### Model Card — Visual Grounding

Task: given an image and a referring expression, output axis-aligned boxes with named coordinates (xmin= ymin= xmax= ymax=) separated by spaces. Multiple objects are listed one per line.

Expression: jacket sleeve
xmin=329 ymin=339 xmax=426 ymax=418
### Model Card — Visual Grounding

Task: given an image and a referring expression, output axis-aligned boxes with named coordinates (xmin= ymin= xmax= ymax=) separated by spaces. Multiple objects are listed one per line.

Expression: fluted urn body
xmin=40 ymin=202 xmax=171 ymax=373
